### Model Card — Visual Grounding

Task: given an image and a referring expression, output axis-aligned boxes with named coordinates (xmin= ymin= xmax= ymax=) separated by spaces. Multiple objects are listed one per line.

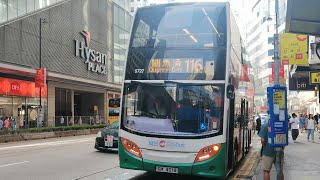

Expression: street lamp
xmin=39 ymin=18 xmax=48 ymax=126
xmin=271 ymin=0 xmax=284 ymax=180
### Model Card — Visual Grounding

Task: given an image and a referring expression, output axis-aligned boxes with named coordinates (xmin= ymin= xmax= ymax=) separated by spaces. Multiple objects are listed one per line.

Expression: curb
xmin=0 ymin=129 xmax=100 ymax=143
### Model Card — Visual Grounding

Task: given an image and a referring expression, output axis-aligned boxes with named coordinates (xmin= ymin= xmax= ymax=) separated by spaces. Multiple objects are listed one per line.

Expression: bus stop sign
xmin=267 ymin=85 xmax=288 ymax=147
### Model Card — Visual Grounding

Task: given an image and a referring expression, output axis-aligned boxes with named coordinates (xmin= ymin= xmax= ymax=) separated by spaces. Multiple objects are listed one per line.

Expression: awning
xmin=286 ymin=0 xmax=320 ymax=35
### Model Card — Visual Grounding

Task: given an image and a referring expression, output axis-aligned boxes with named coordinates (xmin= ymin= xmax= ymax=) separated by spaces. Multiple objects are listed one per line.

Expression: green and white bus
xmin=119 ymin=2 xmax=253 ymax=179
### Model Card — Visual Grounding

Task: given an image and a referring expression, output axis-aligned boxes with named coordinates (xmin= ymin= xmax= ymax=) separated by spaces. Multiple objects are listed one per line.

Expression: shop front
xmin=0 ymin=77 xmax=47 ymax=128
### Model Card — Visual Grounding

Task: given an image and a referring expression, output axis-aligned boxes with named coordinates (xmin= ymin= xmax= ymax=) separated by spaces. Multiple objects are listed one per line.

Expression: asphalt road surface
xmin=0 ymin=135 xmax=231 ymax=180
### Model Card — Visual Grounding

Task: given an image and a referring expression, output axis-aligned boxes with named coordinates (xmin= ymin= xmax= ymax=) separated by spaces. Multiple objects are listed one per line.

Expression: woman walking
xmin=306 ymin=114 xmax=317 ymax=143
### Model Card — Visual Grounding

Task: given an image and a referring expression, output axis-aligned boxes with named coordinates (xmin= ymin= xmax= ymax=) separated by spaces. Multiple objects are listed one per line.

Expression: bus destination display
xmin=148 ymin=58 xmax=204 ymax=73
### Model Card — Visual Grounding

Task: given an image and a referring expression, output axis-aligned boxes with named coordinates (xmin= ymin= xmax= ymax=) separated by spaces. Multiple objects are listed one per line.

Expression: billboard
xmin=280 ymin=33 xmax=308 ymax=65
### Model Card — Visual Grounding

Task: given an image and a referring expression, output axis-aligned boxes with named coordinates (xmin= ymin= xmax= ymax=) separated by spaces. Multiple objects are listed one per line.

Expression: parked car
xmin=95 ymin=121 xmax=119 ymax=151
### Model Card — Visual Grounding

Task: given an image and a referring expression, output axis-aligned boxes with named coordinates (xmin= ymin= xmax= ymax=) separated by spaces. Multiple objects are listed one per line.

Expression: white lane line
xmin=0 ymin=138 xmax=94 ymax=150
xmin=0 ymin=161 xmax=30 ymax=168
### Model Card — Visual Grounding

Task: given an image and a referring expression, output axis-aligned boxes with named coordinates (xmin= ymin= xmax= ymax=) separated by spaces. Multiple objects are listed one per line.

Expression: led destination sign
xmin=148 ymin=58 xmax=204 ymax=73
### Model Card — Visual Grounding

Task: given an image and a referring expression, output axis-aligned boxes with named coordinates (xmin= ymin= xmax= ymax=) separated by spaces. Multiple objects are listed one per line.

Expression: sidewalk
xmin=252 ymin=130 xmax=320 ymax=180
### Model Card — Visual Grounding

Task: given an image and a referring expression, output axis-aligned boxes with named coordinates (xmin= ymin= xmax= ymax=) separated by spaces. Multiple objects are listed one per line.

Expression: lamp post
xmin=39 ymin=18 xmax=48 ymax=126
xmin=269 ymin=0 xmax=284 ymax=179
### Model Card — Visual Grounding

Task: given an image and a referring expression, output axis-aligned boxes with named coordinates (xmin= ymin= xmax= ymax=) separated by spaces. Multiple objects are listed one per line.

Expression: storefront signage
xmin=0 ymin=77 xmax=47 ymax=98
xmin=289 ymin=77 xmax=315 ymax=91
xmin=74 ymin=30 xmax=109 ymax=75
xmin=310 ymin=72 xmax=320 ymax=84
xmin=35 ymin=68 xmax=46 ymax=87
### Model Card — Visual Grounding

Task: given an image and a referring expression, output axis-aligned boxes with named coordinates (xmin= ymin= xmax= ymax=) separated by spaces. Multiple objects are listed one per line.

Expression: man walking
xmin=259 ymin=120 xmax=284 ymax=180
xmin=289 ymin=113 xmax=300 ymax=142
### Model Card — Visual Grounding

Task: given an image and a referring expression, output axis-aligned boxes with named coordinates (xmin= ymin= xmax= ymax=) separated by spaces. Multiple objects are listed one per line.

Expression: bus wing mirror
xmin=227 ymin=85 xmax=235 ymax=99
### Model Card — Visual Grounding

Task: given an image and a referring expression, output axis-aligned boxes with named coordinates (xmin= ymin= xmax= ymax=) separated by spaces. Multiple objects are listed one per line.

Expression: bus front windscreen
xmin=125 ymin=3 xmax=227 ymax=81
xmin=122 ymin=83 xmax=224 ymax=137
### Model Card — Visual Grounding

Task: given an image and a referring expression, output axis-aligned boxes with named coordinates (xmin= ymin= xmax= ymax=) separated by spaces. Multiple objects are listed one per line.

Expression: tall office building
xmin=245 ymin=0 xmax=287 ymax=113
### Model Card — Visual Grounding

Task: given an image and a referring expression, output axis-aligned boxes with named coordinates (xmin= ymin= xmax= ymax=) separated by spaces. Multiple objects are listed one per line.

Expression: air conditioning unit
xmin=309 ymin=36 xmax=320 ymax=64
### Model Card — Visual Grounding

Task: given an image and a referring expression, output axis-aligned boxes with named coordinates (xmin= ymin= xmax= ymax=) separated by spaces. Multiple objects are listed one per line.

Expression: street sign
xmin=310 ymin=72 xmax=320 ymax=84
xmin=267 ymin=86 xmax=288 ymax=147
xmin=280 ymin=33 xmax=308 ymax=65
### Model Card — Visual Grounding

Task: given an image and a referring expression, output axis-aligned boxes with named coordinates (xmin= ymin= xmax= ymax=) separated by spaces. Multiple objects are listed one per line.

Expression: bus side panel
xmin=119 ymin=140 xmax=144 ymax=170
xmin=191 ymin=143 xmax=227 ymax=178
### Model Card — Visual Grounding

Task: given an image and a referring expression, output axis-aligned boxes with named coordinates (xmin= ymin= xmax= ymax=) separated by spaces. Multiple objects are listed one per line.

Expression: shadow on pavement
xmin=130 ymin=172 xmax=222 ymax=180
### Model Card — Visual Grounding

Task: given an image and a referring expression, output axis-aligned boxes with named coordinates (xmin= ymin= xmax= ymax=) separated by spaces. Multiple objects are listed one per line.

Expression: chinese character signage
xmin=35 ymin=68 xmax=46 ymax=87
xmin=280 ymin=33 xmax=308 ymax=65
xmin=148 ymin=58 xmax=203 ymax=73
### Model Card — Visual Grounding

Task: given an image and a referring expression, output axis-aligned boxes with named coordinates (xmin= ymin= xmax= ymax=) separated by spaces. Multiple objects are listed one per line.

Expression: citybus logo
xmin=74 ymin=30 xmax=110 ymax=75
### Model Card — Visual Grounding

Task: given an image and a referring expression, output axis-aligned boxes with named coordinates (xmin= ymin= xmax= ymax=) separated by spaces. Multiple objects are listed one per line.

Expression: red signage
xmin=248 ymin=88 xmax=255 ymax=97
xmin=0 ymin=77 xmax=47 ymax=98
xmin=240 ymin=64 xmax=250 ymax=82
xmin=270 ymin=63 xmax=284 ymax=82
xmin=35 ymin=68 xmax=46 ymax=87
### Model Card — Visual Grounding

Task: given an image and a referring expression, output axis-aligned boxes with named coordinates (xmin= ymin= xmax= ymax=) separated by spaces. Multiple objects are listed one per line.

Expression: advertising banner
xmin=267 ymin=86 xmax=288 ymax=147
xmin=270 ymin=63 xmax=284 ymax=82
xmin=280 ymin=33 xmax=308 ymax=65
xmin=0 ymin=77 xmax=47 ymax=98
xmin=35 ymin=68 xmax=46 ymax=87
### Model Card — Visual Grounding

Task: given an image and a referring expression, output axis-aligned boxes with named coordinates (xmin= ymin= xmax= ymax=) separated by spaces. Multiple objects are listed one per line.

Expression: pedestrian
xmin=289 ymin=113 xmax=300 ymax=142
xmin=60 ymin=116 xmax=64 ymax=126
xmin=256 ymin=115 xmax=262 ymax=134
xmin=314 ymin=113 xmax=319 ymax=131
xmin=259 ymin=120 xmax=284 ymax=180
xmin=9 ymin=116 xmax=16 ymax=130
xmin=305 ymin=114 xmax=316 ymax=143
xmin=3 ymin=117 xmax=10 ymax=130
xmin=0 ymin=118 xmax=3 ymax=130
xmin=299 ymin=114 xmax=305 ymax=133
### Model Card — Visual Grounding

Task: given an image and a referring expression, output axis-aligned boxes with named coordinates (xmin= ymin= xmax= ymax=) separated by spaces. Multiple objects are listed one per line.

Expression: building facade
xmin=0 ymin=0 xmax=131 ymax=128
xmin=246 ymin=0 xmax=287 ymax=113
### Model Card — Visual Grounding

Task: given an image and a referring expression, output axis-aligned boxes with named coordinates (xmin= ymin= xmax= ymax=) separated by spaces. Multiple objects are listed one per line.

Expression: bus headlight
xmin=121 ymin=137 xmax=142 ymax=158
xmin=195 ymin=144 xmax=221 ymax=162
xmin=96 ymin=131 xmax=102 ymax=137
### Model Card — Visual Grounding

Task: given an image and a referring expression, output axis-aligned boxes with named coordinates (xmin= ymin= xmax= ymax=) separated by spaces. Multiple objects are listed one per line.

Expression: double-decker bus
xmin=119 ymin=2 xmax=253 ymax=179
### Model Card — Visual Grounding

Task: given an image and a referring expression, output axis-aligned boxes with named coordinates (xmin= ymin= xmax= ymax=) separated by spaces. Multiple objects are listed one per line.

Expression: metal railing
xmin=0 ymin=115 xmax=106 ymax=130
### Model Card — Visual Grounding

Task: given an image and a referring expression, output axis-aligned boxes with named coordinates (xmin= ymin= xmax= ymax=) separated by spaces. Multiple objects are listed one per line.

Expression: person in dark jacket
xmin=256 ymin=116 xmax=262 ymax=134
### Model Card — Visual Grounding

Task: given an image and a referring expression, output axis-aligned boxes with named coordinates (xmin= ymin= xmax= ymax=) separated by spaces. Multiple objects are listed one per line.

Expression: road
xmin=0 ymin=135 xmax=144 ymax=180
xmin=0 ymin=135 xmax=251 ymax=180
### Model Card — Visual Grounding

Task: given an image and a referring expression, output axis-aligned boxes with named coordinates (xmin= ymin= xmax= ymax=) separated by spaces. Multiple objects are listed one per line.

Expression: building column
xmin=47 ymin=82 xmax=55 ymax=127
xmin=71 ymin=89 xmax=74 ymax=123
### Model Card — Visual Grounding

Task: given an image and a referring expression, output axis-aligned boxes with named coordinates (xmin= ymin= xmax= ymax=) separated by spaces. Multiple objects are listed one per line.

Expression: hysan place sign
xmin=74 ymin=31 xmax=109 ymax=74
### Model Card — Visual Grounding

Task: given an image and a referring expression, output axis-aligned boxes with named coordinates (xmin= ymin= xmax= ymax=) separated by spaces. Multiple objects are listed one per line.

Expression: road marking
xmin=0 ymin=161 xmax=30 ymax=168
xmin=0 ymin=138 xmax=93 ymax=150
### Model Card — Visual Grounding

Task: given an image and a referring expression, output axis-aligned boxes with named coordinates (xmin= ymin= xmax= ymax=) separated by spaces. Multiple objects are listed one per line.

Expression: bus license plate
xmin=155 ymin=166 xmax=178 ymax=174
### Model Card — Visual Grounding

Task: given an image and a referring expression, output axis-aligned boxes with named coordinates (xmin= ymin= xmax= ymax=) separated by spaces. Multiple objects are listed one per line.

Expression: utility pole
xmin=273 ymin=0 xmax=284 ymax=180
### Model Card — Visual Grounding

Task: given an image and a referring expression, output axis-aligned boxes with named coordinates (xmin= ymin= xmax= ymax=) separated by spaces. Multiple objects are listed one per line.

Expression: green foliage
xmin=0 ymin=124 xmax=105 ymax=135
